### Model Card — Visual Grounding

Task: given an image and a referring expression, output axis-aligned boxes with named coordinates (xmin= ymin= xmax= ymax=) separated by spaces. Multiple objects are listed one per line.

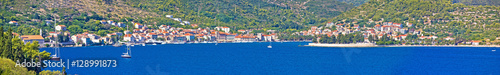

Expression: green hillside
xmin=329 ymin=0 xmax=500 ymax=44
xmin=337 ymin=0 xmax=370 ymax=6
xmin=123 ymin=0 xmax=355 ymax=31
xmin=0 ymin=0 xmax=355 ymax=36
xmin=453 ymin=0 xmax=500 ymax=6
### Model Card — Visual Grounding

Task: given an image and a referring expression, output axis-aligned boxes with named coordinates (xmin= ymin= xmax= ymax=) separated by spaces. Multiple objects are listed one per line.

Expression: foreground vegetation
xmin=0 ymin=27 xmax=62 ymax=74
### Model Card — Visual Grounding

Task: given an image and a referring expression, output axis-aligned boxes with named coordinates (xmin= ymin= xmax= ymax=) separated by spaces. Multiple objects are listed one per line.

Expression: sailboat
xmin=121 ymin=44 xmax=132 ymax=58
xmin=267 ymin=42 xmax=272 ymax=49
xmin=51 ymin=46 xmax=61 ymax=60
xmin=51 ymin=17 xmax=60 ymax=60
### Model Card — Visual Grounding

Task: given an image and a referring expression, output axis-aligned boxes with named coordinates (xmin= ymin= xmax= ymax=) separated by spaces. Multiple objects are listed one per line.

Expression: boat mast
xmin=216 ymin=0 xmax=219 ymax=43
xmin=54 ymin=16 xmax=60 ymax=57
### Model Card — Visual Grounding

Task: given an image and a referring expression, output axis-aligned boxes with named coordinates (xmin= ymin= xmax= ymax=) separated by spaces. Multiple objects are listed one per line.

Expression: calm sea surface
xmin=41 ymin=42 xmax=500 ymax=75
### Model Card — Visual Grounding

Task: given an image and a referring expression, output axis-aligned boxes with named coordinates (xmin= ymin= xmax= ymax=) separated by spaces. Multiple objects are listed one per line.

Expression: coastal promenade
xmin=305 ymin=43 xmax=500 ymax=47
xmin=305 ymin=43 xmax=377 ymax=47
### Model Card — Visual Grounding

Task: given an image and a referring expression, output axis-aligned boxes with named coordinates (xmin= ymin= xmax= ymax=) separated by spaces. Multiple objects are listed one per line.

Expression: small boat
xmin=161 ymin=42 xmax=167 ymax=44
xmin=493 ymin=50 xmax=496 ymax=52
xmin=152 ymin=43 xmax=157 ymax=45
xmin=142 ymin=43 xmax=146 ymax=46
xmin=113 ymin=43 xmax=122 ymax=47
xmin=121 ymin=53 xmax=131 ymax=58
xmin=267 ymin=42 xmax=272 ymax=48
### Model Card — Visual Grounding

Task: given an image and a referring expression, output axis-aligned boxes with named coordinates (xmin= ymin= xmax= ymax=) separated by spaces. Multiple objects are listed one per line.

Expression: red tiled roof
xmin=20 ymin=35 xmax=44 ymax=40
xmin=58 ymin=25 xmax=66 ymax=27
xmin=184 ymin=33 xmax=193 ymax=36
xmin=196 ymin=34 xmax=204 ymax=36
xmin=124 ymin=34 xmax=133 ymax=37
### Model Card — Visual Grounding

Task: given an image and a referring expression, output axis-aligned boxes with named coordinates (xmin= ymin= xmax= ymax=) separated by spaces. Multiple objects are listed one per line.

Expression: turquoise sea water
xmin=41 ymin=42 xmax=500 ymax=75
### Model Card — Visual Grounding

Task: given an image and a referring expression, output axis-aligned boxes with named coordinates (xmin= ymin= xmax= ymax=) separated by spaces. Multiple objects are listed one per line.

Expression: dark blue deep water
xmin=41 ymin=42 xmax=500 ymax=75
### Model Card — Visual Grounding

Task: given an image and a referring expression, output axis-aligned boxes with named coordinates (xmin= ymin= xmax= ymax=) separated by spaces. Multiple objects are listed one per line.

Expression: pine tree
xmin=0 ymin=27 xmax=5 ymax=58
xmin=368 ymin=35 xmax=374 ymax=43
xmin=4 ymin=27 xmax=13 ymax=59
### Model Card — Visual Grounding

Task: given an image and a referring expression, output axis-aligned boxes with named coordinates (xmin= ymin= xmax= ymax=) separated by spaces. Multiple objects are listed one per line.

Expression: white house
xmin=471 ymin=41 xmax=480 ymax=45
xmin=100 ymin=20 xmax=107 ymax=24
xmin=80 ymin=37 xmax=92 ymax=45
xmin=172 ymin=18 xmax=182 ymax=22
xmin=183 ymin=21 xmax=190 ymax=25
xmin=9 ymin=21 xmax=18 ymax=25
xmin=166 ymin=15 xmax=173 ymax=18
xmin=134 ymin=23 xmax=143 ymax=29
xmin=55 ymin=25 xmax=67 ymax=31
xmin=117 ymin=22 xmax=125 ymax=27
xmin=215 ymin=27 xmax=230 ymax=33
xmin=107 ymin=20 xmax=114 ymax=24
xmin=123 ymin=34 xmax=135 ymax=42
xmin=407 ymin=23 xmax=413 ymax=27
xmin=326 ymin=22 xmax=334 ymax=27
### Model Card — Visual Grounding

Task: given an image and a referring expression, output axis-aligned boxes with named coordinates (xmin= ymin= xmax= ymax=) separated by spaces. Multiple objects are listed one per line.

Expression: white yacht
xmin=267 ymin=42 xmax=272 ymax=49
xmin=122 ymin=45 xmax=132 ymax=58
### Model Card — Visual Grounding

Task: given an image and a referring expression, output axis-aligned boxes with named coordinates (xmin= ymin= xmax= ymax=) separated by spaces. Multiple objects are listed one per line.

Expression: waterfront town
xmin=14 ymin=15 xmax=499 ymax=48
xmin=302 ymin=21 xmax=489 ymax=46
xmin=17 ymin=15 xmax=281 ymax=47
xmin=14 ymin=18 xmax=496 ymax=47
xmin=10 ymin=8 xmax=500 ymax=47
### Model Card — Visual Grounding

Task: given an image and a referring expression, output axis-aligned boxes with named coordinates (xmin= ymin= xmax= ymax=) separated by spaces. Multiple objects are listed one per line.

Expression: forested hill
xmin=124 ymin=0 xmax=355 ymax=31
xmin=336 ymin=0 xmax=370 ymax=6
xmin=0 ymin=0 xmax=355 ymax=36
xmin=329 ymin=0 xmax=500 ymax=42
xmin=334 ymin=0 xmax=500 ymax=7
xmin=453 ymin=0 xmax=500 ymax=6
